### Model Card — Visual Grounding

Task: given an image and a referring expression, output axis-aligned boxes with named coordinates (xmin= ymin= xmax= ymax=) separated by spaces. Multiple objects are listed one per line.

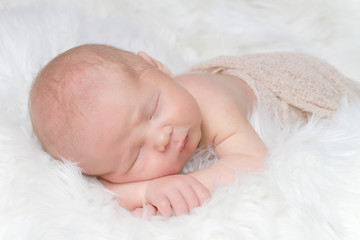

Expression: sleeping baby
xmin=29 ymin=44 xmax=360 ymax=218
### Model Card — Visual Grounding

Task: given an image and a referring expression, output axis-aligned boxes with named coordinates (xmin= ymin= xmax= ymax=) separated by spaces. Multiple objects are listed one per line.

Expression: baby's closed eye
xmin=134 ymin=145 xmax=143 ymax=161
xmin=149 ymin=93 xmax=160 ymax=119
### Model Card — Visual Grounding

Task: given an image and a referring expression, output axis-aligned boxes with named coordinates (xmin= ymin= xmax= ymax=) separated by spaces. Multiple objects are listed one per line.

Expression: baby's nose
xmin=153 ymin=126 xmax=173 ymax=152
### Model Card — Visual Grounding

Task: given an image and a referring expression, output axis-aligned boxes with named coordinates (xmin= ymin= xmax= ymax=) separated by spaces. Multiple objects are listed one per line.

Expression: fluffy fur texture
xmin=1 ymin=0 xmax=360 ymax=239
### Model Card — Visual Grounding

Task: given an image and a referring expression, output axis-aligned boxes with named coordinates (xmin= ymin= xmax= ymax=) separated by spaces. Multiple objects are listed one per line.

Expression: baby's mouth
xmin=165 ymin=129 xmax=189 ymax=156
xmin=168 ymin=132 xmax=188 ymax=153
xmin=180 ymin=134 xmax=189 ymax=152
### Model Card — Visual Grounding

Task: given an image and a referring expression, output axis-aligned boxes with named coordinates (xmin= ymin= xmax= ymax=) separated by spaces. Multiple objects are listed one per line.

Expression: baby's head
xmin=29 ymin=44 xmax=202 ymax=183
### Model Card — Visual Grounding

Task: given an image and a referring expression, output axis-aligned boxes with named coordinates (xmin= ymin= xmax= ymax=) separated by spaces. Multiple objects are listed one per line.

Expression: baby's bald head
xmin=29 ymin=44 xmax=147 ymax=161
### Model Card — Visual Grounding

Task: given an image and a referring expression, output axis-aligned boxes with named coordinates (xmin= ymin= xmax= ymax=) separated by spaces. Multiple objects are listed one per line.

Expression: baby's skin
xmin=29 ymin=44 xmax=267 ymax=218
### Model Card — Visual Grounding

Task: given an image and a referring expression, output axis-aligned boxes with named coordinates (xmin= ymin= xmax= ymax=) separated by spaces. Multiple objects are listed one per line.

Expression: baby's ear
xmin=137 ymin=51 xmax=173 ymax=77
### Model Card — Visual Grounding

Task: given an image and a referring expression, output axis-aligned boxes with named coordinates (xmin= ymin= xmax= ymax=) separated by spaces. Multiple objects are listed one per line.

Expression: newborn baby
xmin=29 ymin=44 xmax=360 ymax=218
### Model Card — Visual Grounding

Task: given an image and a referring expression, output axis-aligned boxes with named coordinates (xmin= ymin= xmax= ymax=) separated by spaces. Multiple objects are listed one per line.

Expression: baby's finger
xmin=179 ymin=186 xmax=200 ymax=211
xmin=167 ymin=189 xmax=189 ymax=216
xmin=141 ymin=204 xmax=158 ymax=220
xmin=191 ymin=179 xmax=211 ymax=205
xmin=132 ymin=207 xmax=144 ymax=218
xmin=153 ymin=197 xmax=172 ymax=217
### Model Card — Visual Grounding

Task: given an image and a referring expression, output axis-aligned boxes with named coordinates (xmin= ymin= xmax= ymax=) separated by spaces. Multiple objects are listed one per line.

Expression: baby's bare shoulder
xmin=176 ymin=73 xmax=239 ymax=120
xmin=175 ymin=73 xmax=220 ymax=96
xmin=176 ymin=73 xmax=257 ymax=148
xmin=176 ymin=73 xmax=266 ymax=158
xmin=176 ymin=73 xmax=255 ymax=115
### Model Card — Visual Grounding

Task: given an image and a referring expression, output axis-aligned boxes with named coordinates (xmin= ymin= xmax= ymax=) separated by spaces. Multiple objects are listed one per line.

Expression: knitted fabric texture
xmin=190 ymin=52 xmax=360 ymax=124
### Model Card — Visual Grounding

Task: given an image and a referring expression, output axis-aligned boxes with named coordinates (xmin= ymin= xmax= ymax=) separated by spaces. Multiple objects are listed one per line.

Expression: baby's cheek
xmin=169 ymin=162 xmax=184 ymax=175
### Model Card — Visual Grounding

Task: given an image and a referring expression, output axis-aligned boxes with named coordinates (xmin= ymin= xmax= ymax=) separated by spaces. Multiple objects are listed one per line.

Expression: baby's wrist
xmin=137 ymin=180 xmax=150 ymax=203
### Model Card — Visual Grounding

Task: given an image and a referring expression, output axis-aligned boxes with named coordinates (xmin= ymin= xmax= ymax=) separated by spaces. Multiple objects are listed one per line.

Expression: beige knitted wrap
xmin=190 ymin=52 xmax=360 ymax=124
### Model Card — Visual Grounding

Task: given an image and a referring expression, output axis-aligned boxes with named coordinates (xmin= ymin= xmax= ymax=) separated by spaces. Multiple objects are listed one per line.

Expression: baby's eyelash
xmin=135 ymin=146 xmax=142 ymax=161
xmin=149 ymin=94 xmax=160 ymax=119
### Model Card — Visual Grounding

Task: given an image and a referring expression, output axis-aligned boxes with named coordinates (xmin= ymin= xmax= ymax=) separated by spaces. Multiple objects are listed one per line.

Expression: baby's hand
xmin=143 ymin=175 xmax=210 ymax=217
xmin=132 ymin=204 xmax=158 ymax=220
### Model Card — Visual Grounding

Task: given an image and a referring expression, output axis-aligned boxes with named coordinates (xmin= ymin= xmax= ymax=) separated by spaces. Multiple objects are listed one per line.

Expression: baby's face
xmin=78 ymin=67 xmax=202 ymax=183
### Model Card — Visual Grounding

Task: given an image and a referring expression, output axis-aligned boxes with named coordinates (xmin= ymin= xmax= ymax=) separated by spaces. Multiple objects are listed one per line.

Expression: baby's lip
xmin=168 ymin=131 xmax=188 ymax=153
xmin=179 ymin=134 xmax=188 ymax=152
xmin=173 ymin=133 xmax=188 ymax=154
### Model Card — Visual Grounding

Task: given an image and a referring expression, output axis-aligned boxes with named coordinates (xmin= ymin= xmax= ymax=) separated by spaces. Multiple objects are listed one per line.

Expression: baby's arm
xmin=189 ymin=95 xmax=267 ymax=191
xmin=188 ymin=145 xmax=266 ymax=192
xmin=100 ymin=174 xmax=210 ymax=217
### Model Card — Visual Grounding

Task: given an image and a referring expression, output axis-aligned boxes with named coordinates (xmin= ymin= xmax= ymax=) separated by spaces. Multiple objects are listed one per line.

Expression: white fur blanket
xmin=1 ymin=1 xmax=360 ymax=239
